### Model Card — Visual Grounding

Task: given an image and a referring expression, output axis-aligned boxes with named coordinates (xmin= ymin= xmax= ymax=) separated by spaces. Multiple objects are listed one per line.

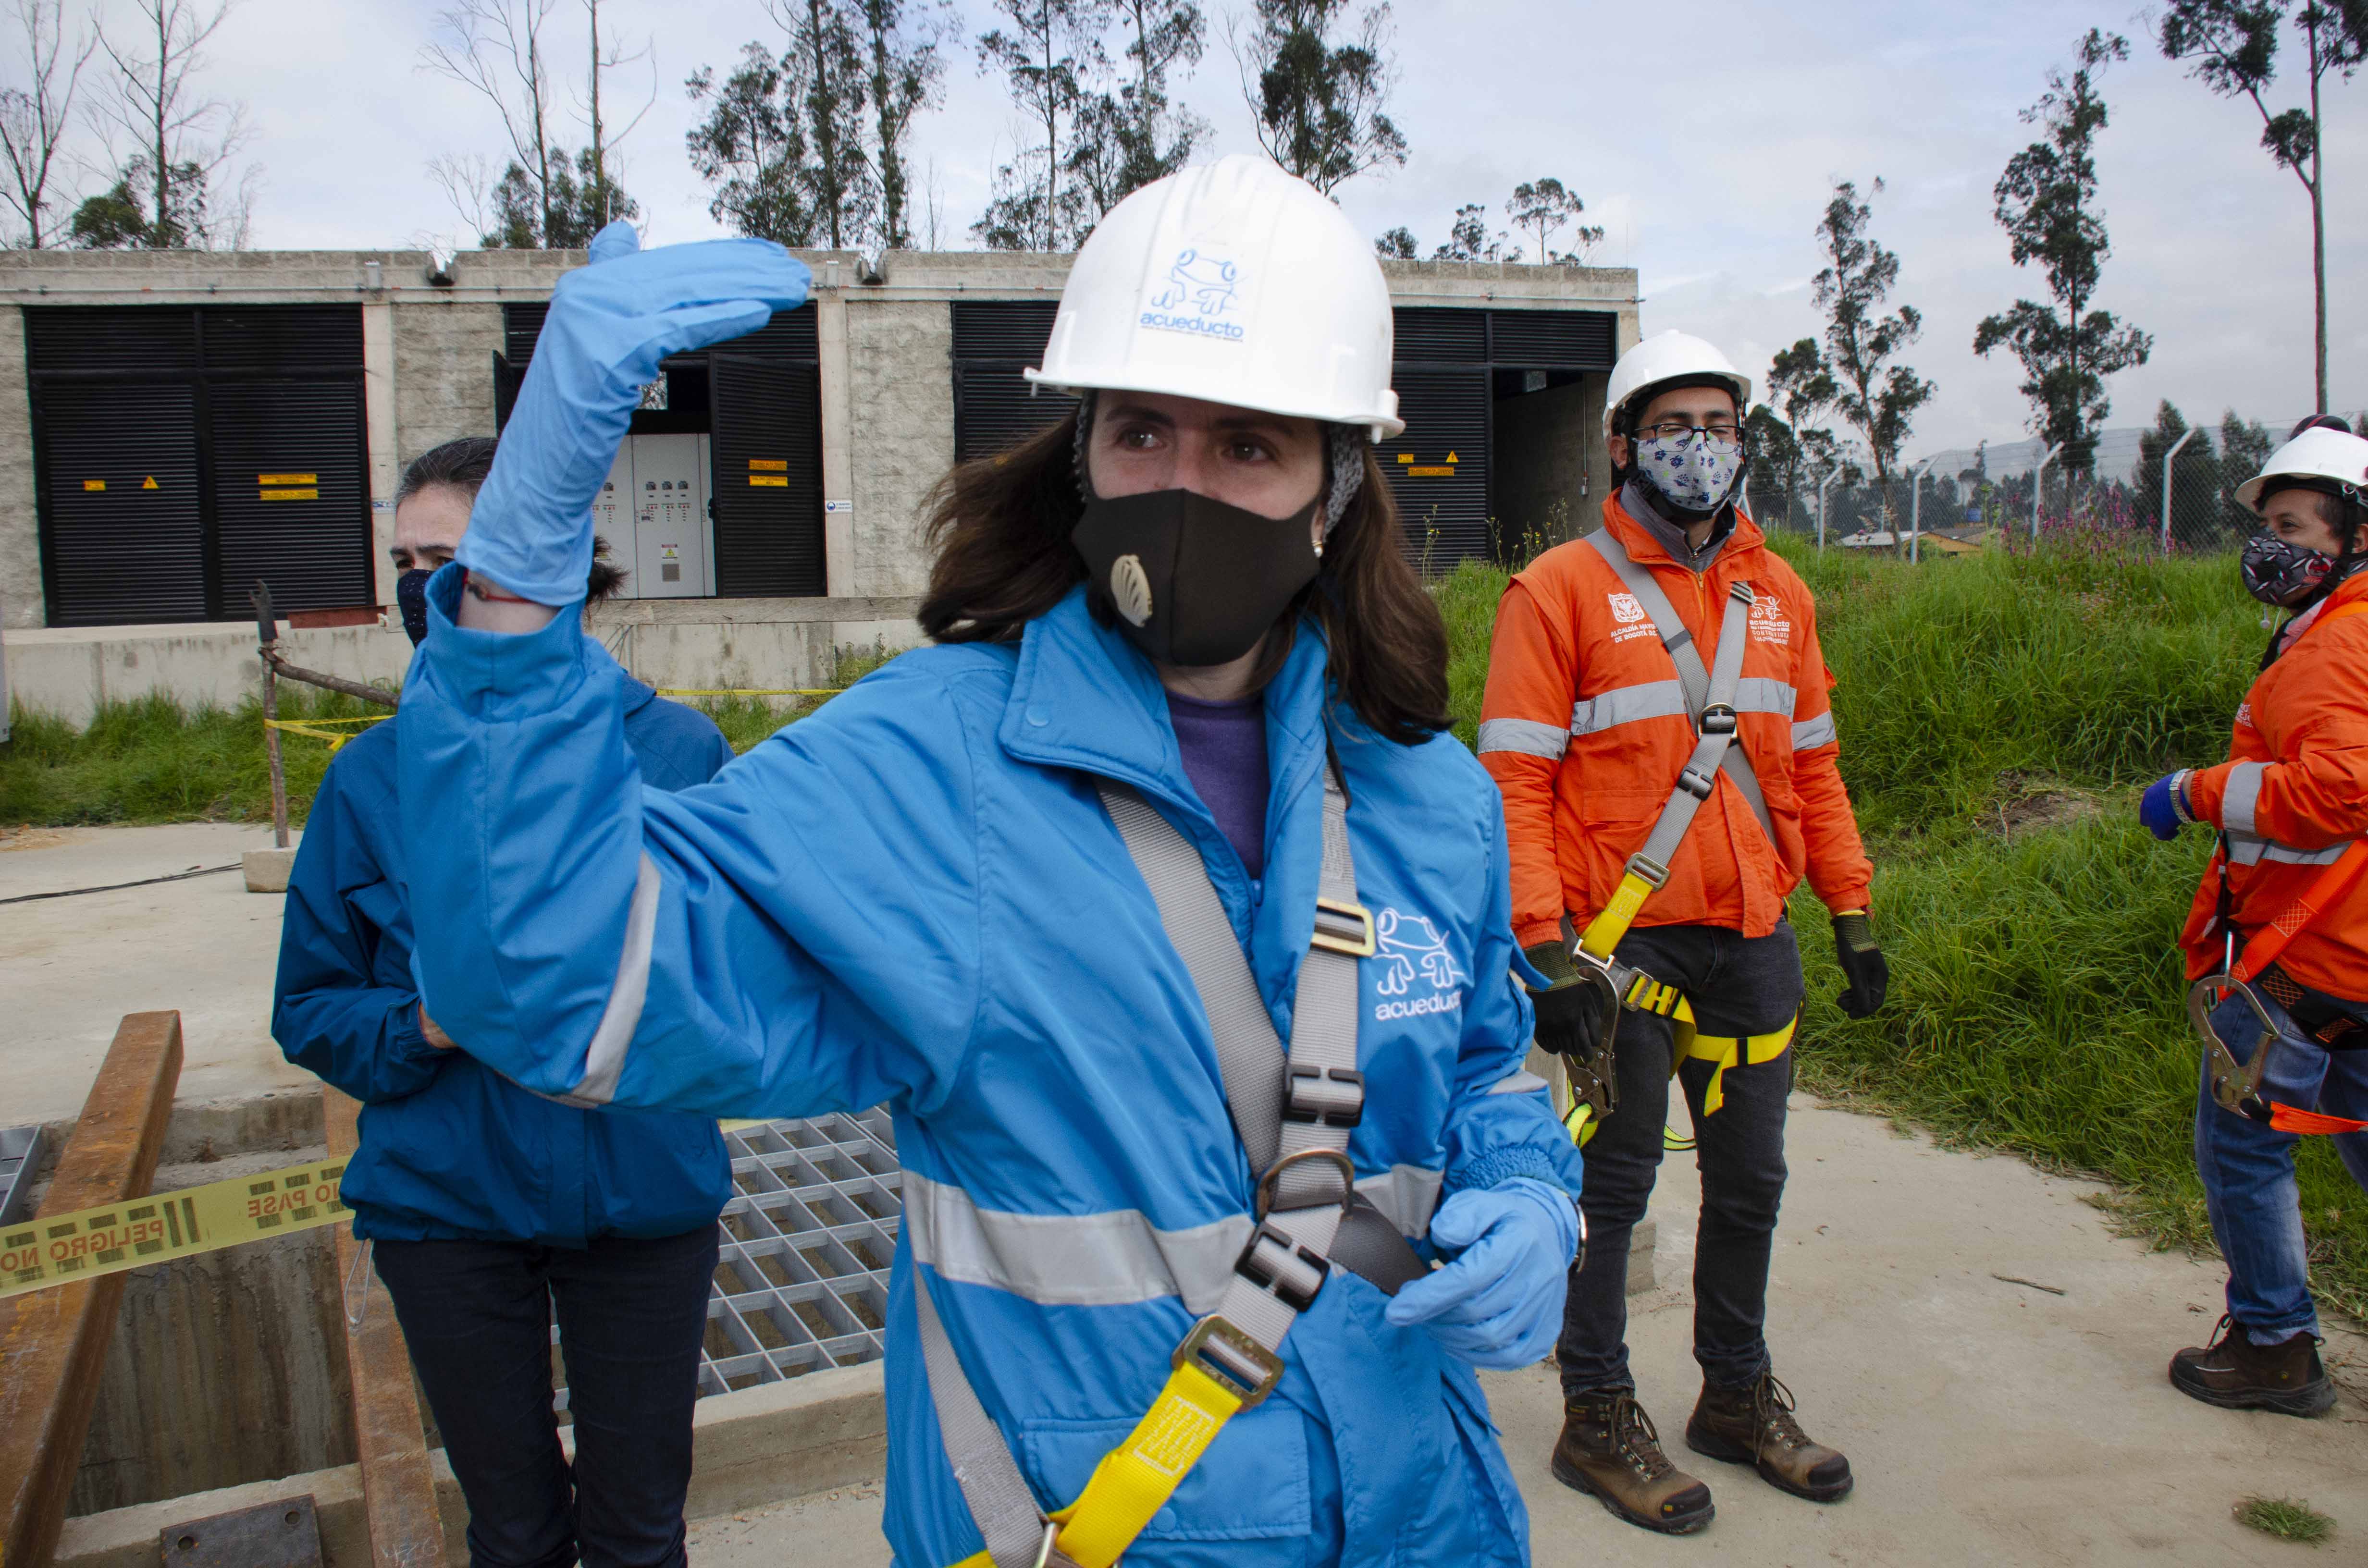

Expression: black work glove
xmin=1831 ymin=912 xmax=1888 ymax=1018
xmin=1524 ymin=941 xmax=1610 ymax=1064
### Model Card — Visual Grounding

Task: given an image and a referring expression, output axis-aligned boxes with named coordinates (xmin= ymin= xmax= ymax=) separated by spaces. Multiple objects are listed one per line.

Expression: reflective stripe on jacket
xmin=1478 ymin=497 xmax=1872 ymax=946
xmin=2180 ymin=570 xmax=2368 ymax=997
xmin=271 ymin=670 xmax=736 ymax=1245
xmin=393 ymin=572 xmax=1584 ymax=1568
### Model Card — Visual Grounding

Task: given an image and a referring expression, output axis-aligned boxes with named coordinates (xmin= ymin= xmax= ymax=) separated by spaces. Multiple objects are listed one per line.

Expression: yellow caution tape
xmin=654 ymin=688 xmax=844 ymax=698
xmin=0 ymin=1157 xmax=353 ymax=1300
xmin=1 ymin=1119 xmax=782 ymax=1299
xmin=265 ymin=714 xmax=391 ymax=755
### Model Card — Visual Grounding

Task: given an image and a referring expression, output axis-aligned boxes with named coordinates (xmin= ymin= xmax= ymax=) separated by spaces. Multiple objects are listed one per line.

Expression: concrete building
xmin=0 ymin=245 xmax=1637 ymax=719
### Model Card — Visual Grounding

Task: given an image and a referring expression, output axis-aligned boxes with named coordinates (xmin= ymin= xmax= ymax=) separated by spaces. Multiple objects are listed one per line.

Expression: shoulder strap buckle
xmin=1284 ymin=1063 xmax=1365 ymax=1127
xmin=1173 ymin=1314 xmax=1286 ymax=1407
xmin=1311 ymin=896 xmax=1375 ymax=956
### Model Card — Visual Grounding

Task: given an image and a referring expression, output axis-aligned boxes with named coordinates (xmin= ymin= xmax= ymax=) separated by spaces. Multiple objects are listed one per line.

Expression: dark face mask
xmin=2241 ymin=532 xmax=2344 ymax=609
xmin=396 ymin=568 xmax=434 ymax=645
xmin=1071 ymin=488 xmax=1321 ymax=668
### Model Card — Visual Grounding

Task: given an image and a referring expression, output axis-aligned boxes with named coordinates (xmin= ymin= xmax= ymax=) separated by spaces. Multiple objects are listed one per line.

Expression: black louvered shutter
xmin=1382 ymin=369 xmax=1492 ymax=567
xmin=209 ymin=380 xmax=372 ymax=614
xmin=952 ymin=302 xmax=1073 ymax=461
xmin=710 ymin=354 xmax=825 ymax=596
xmin=1486 ymin=309 xmax=1616 ymax=368
xmin=37 ymin=381 xmax=205 ymax=625
xmin=1392 ymin=307 xmax=1488 ymax=364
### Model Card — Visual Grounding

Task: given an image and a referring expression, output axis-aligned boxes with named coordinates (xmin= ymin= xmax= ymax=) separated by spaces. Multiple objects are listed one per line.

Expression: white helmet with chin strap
xmin=1031 ymin=154 xmax=1403 ymax=440
xmin=2236 ymin=424 xmax=2368 ymax=514
xmin=1602 ymin=331 xmax=1753 ymax=443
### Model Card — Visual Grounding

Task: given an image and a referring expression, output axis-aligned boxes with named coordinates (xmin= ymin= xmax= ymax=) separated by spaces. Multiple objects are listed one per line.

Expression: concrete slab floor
xmin=1 ymin=822 xmax=310 ymax=1125
xmin=684 ymin=1095 xmax=2367 ymax=1567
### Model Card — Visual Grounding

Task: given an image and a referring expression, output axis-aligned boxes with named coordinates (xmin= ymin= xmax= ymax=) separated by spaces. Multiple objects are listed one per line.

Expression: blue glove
xmin=457 ymin=220 xmax=812 ymax=604
xmin=2139 ymin=772 xmax=2190 ymax=841
xmin=1382 ymin=1177 xmax=1579 ymax=1370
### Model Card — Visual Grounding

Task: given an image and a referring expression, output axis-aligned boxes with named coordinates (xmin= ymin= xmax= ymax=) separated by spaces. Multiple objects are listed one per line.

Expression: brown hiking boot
xmin=1549 ymin=1390 xmax=1714 ymax=1534
xmin=2169 ymin=1316 xmax=2336 ymax=1417
xmin=1684 ymin=1372 xmax=1853 ymax=1502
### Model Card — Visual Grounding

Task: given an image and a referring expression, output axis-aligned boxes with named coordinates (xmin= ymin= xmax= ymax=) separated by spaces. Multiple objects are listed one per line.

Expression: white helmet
xmin=1029 ymin=155 xmax=1404 ymax=439
xmin=2237 ymin=424 xmax=2368 ymax=513
xmin=1603 ymin=330 xmax=1753 ymax=442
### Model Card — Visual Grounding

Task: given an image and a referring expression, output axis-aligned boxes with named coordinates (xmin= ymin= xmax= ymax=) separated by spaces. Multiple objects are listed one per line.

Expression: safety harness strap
xmin=924 ymin=768 xmax=1413 ymax=1568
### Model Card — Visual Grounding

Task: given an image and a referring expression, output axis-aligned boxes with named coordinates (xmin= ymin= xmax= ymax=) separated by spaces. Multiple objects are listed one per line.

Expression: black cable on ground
xmin=0 ymin=863 xmax=243 ymax=906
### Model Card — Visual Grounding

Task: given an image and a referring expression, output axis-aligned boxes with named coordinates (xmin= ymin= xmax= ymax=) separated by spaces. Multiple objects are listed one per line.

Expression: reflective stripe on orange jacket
xmin=2179 ymin=571 xmax=2368 ymax=997
xmin=1479 ymin=497 xmax=1873 ymax=950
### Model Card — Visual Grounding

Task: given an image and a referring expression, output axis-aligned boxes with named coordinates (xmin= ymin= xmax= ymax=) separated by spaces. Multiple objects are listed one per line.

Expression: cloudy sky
xmin=28 ymin=0 xmax=2366 ymax=457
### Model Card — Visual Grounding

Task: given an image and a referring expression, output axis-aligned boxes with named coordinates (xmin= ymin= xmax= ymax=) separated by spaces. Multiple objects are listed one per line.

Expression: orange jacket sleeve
xmin=2186 ymin=637 xmax=2368 ymax=848
xmin=1786 ymin=590 xmax=1874 ymax=913
xmin=1479 ymin=575 xmax=1576 ymax=949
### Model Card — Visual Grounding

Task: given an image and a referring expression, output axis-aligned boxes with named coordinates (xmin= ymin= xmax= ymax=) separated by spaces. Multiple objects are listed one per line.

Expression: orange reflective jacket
xmin=2180 ymin=571 xmax=2368 ymax=997
xmin=1479 ymin=497 xmax=1873 ymax=949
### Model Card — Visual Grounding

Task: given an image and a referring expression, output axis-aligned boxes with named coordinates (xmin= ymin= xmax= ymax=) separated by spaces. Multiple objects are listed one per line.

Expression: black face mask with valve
xmin=396 ymin=568 xmax=435 ymax=646
xmin=1070 ymin=489 xmax=1321 ymax=667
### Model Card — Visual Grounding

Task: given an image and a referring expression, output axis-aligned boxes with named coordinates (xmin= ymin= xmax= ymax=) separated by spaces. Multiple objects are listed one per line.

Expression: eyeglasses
xmin=1635 ymin=419 xmax=1745 ymax=443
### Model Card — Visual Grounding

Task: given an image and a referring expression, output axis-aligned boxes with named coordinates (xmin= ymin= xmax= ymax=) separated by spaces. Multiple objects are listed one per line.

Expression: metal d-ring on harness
xmin=2188 ymin=832 xmax=2368 ymax=1137
xmin=1552 ymin=528 xmax=1795 ymax=1143
xmin=918 ymin=765 xmax=1430 ymax=1568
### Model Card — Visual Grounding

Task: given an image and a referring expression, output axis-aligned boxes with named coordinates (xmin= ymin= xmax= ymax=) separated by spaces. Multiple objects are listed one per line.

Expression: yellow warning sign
xmin=1407 ymin=466 xmax=1456 ymax=477
xmin=258 ymin=473 xmax=318 ymax=485
xmin=260 ymin=489 xmax=321 ymax=502
xmin=749 ymin=476 xmax=789 ymax=488
xmin=83 ymin=479 xmax=105 ymax=491
xmin=0 ymin=1160 xmax=350 ymax=1300
xmin=1444 ymin=452 xmax=1460 ymax=464
xmin=1396 ymin=454 xmax=1415 ymax=465
xmin=748 ymin=458 xmax=789 ymax=472
xmin=142 ymin=476 xmax=159 ymax=490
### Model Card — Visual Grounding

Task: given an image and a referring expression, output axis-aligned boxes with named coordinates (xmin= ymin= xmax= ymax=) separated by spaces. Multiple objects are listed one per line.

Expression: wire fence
xmin=1747 ymin=413 xmax=2332 ymax=557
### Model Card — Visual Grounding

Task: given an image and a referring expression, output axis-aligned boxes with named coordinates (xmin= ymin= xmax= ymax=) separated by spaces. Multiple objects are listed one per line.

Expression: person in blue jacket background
xmin=274 ymin=435 xmax=736 ymax=1568
xmin=395 ymin=159 xmax=1584 ymax=1568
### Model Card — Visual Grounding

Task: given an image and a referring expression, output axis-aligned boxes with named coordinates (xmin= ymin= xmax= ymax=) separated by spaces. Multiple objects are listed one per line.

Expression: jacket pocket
xmin=1020 ymin=1397 xmax=1312 ymax=1541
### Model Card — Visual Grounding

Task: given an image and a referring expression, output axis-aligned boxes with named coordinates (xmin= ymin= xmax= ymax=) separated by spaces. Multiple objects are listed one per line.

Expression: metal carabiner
xmin=2188 ymin=972 xmax=2282 ymax=1123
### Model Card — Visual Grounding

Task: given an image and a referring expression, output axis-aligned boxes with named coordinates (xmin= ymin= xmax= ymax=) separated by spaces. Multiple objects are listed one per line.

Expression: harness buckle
xmin=1311 ymin=897 xmax=1376 ymax=957
xmin=1173 ymin=1314 xmax=1286 ymax=1407
xmin=1234 ymin=1220 xmax=1331 ymax=1311
xmin=1622 ymin=852 xmax=1670 ymax=890
xmin=1284 ymin=1064 xmax=1366 ymax=1128
xmin=1254 ymin=1147 xmax=1357 ymax=1219
xmin=1677 ymin=764 xmax=1716 ymax=800
xmin=1699 ymin=703 xmax=1738 ymax=736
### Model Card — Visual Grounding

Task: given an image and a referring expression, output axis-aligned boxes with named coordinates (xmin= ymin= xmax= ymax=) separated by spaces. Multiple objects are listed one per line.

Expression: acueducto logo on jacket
xmin=1373 ymin=908 xmax=1465 ymax=1021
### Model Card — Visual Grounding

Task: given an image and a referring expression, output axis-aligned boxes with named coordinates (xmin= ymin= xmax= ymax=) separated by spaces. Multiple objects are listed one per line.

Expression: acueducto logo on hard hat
xmin=1141 ymin=248 xmax=1246 ymax=342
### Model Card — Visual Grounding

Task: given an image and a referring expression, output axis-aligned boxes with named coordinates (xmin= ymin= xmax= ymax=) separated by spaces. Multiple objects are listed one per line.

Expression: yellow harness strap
xmin=945 ymin=1360 xmax=1247 ymax=1568
xmin=1674 ymin=1016 xmax=1798 ymax=1116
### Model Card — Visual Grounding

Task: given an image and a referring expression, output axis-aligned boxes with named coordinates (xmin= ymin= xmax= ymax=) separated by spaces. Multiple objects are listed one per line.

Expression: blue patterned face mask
xmin=1634 ymin=429 xmax=1745 ymax=514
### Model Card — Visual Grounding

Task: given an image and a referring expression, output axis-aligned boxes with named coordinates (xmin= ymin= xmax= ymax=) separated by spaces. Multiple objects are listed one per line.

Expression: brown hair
xmin=398 ymin=435 xmax=627 ymax=600
xmin=918 ymin=412 xmax=1451 ymax=745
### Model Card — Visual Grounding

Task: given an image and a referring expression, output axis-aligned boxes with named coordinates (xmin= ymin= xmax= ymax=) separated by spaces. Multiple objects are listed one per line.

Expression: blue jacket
xmin=273 ymin=669 xmax=737 ymax=1245
xmin=397 ymin=571 xmax=1584 ymax=1568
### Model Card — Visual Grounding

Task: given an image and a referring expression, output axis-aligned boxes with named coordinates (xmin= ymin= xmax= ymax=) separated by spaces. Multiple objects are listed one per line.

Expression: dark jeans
xmin=372 ymin=1226 xmax=719 ymax=1568
xmin=1556 ymin=920 xmax=1801 ymax=1398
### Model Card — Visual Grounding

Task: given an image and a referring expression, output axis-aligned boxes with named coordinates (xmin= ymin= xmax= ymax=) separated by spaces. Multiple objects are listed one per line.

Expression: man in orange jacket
xmin=1479 ymin=331 xmax=1885 ymax=1534
xmin=2141 ymin=416 xmax=2368 ymax=1420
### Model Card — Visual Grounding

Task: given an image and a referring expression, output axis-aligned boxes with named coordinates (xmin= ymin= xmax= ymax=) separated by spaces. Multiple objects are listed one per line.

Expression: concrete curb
xmin=57 ymin=1361 xmax=888 ymax=1568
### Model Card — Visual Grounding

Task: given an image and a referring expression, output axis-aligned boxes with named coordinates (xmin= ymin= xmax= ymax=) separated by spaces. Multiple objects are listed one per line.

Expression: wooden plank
xmin=0 ymin=1011 xmax=183 ymax=1568
xmin=323 ymin=1087 xmax=446 ymax=1567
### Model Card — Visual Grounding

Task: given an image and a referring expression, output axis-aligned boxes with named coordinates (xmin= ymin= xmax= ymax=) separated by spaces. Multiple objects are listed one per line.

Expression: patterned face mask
xmin=1634 ymin=429 xmax=1745 ymax=515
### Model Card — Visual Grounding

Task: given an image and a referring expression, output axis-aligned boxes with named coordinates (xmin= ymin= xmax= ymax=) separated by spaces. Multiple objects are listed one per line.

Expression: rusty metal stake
xmin=254 ymin=582 xmax=290 ymax=850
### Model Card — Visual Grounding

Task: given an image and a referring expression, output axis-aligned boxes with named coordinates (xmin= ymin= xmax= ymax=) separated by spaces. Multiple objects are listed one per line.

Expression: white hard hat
xmin=1029 ymin=155 xmax=1404 ymax=439
xmin=2237 ymin=425 xmax=2368 ymax=513
xmin=1603 ymin=330 xmax=1753 ymax=442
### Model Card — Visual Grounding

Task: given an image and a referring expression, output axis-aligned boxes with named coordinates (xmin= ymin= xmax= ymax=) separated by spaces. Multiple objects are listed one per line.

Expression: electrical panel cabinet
xmin=590 ymin=435 xmax=715 ymax=599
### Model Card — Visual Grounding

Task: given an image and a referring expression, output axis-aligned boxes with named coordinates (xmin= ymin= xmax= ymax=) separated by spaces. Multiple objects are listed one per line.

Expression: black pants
xmin=372 ymin=1226 xmax=719 ymax=1568
xmin=1556 ymin=920 xmax=1801 ymax=1398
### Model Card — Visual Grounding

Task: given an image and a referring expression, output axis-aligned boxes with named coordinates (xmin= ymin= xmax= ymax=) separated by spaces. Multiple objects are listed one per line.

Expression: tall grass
xmin=1432 ymin=536 xmax=2364 ymax=1318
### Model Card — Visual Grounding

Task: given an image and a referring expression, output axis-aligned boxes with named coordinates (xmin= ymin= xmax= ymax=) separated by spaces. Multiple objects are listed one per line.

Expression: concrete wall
xmin=0 ymin=245 xmax=1642 ymax=630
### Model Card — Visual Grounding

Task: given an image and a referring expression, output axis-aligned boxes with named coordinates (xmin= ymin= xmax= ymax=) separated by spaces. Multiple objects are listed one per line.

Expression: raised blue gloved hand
xmin=457 ymin=220 xmax=812 ymax=604
xmin=2139 ymin=771 xmax=2191 ymax=841
xmin=1383 ymin=1176 xmax=1579 ymax=1370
